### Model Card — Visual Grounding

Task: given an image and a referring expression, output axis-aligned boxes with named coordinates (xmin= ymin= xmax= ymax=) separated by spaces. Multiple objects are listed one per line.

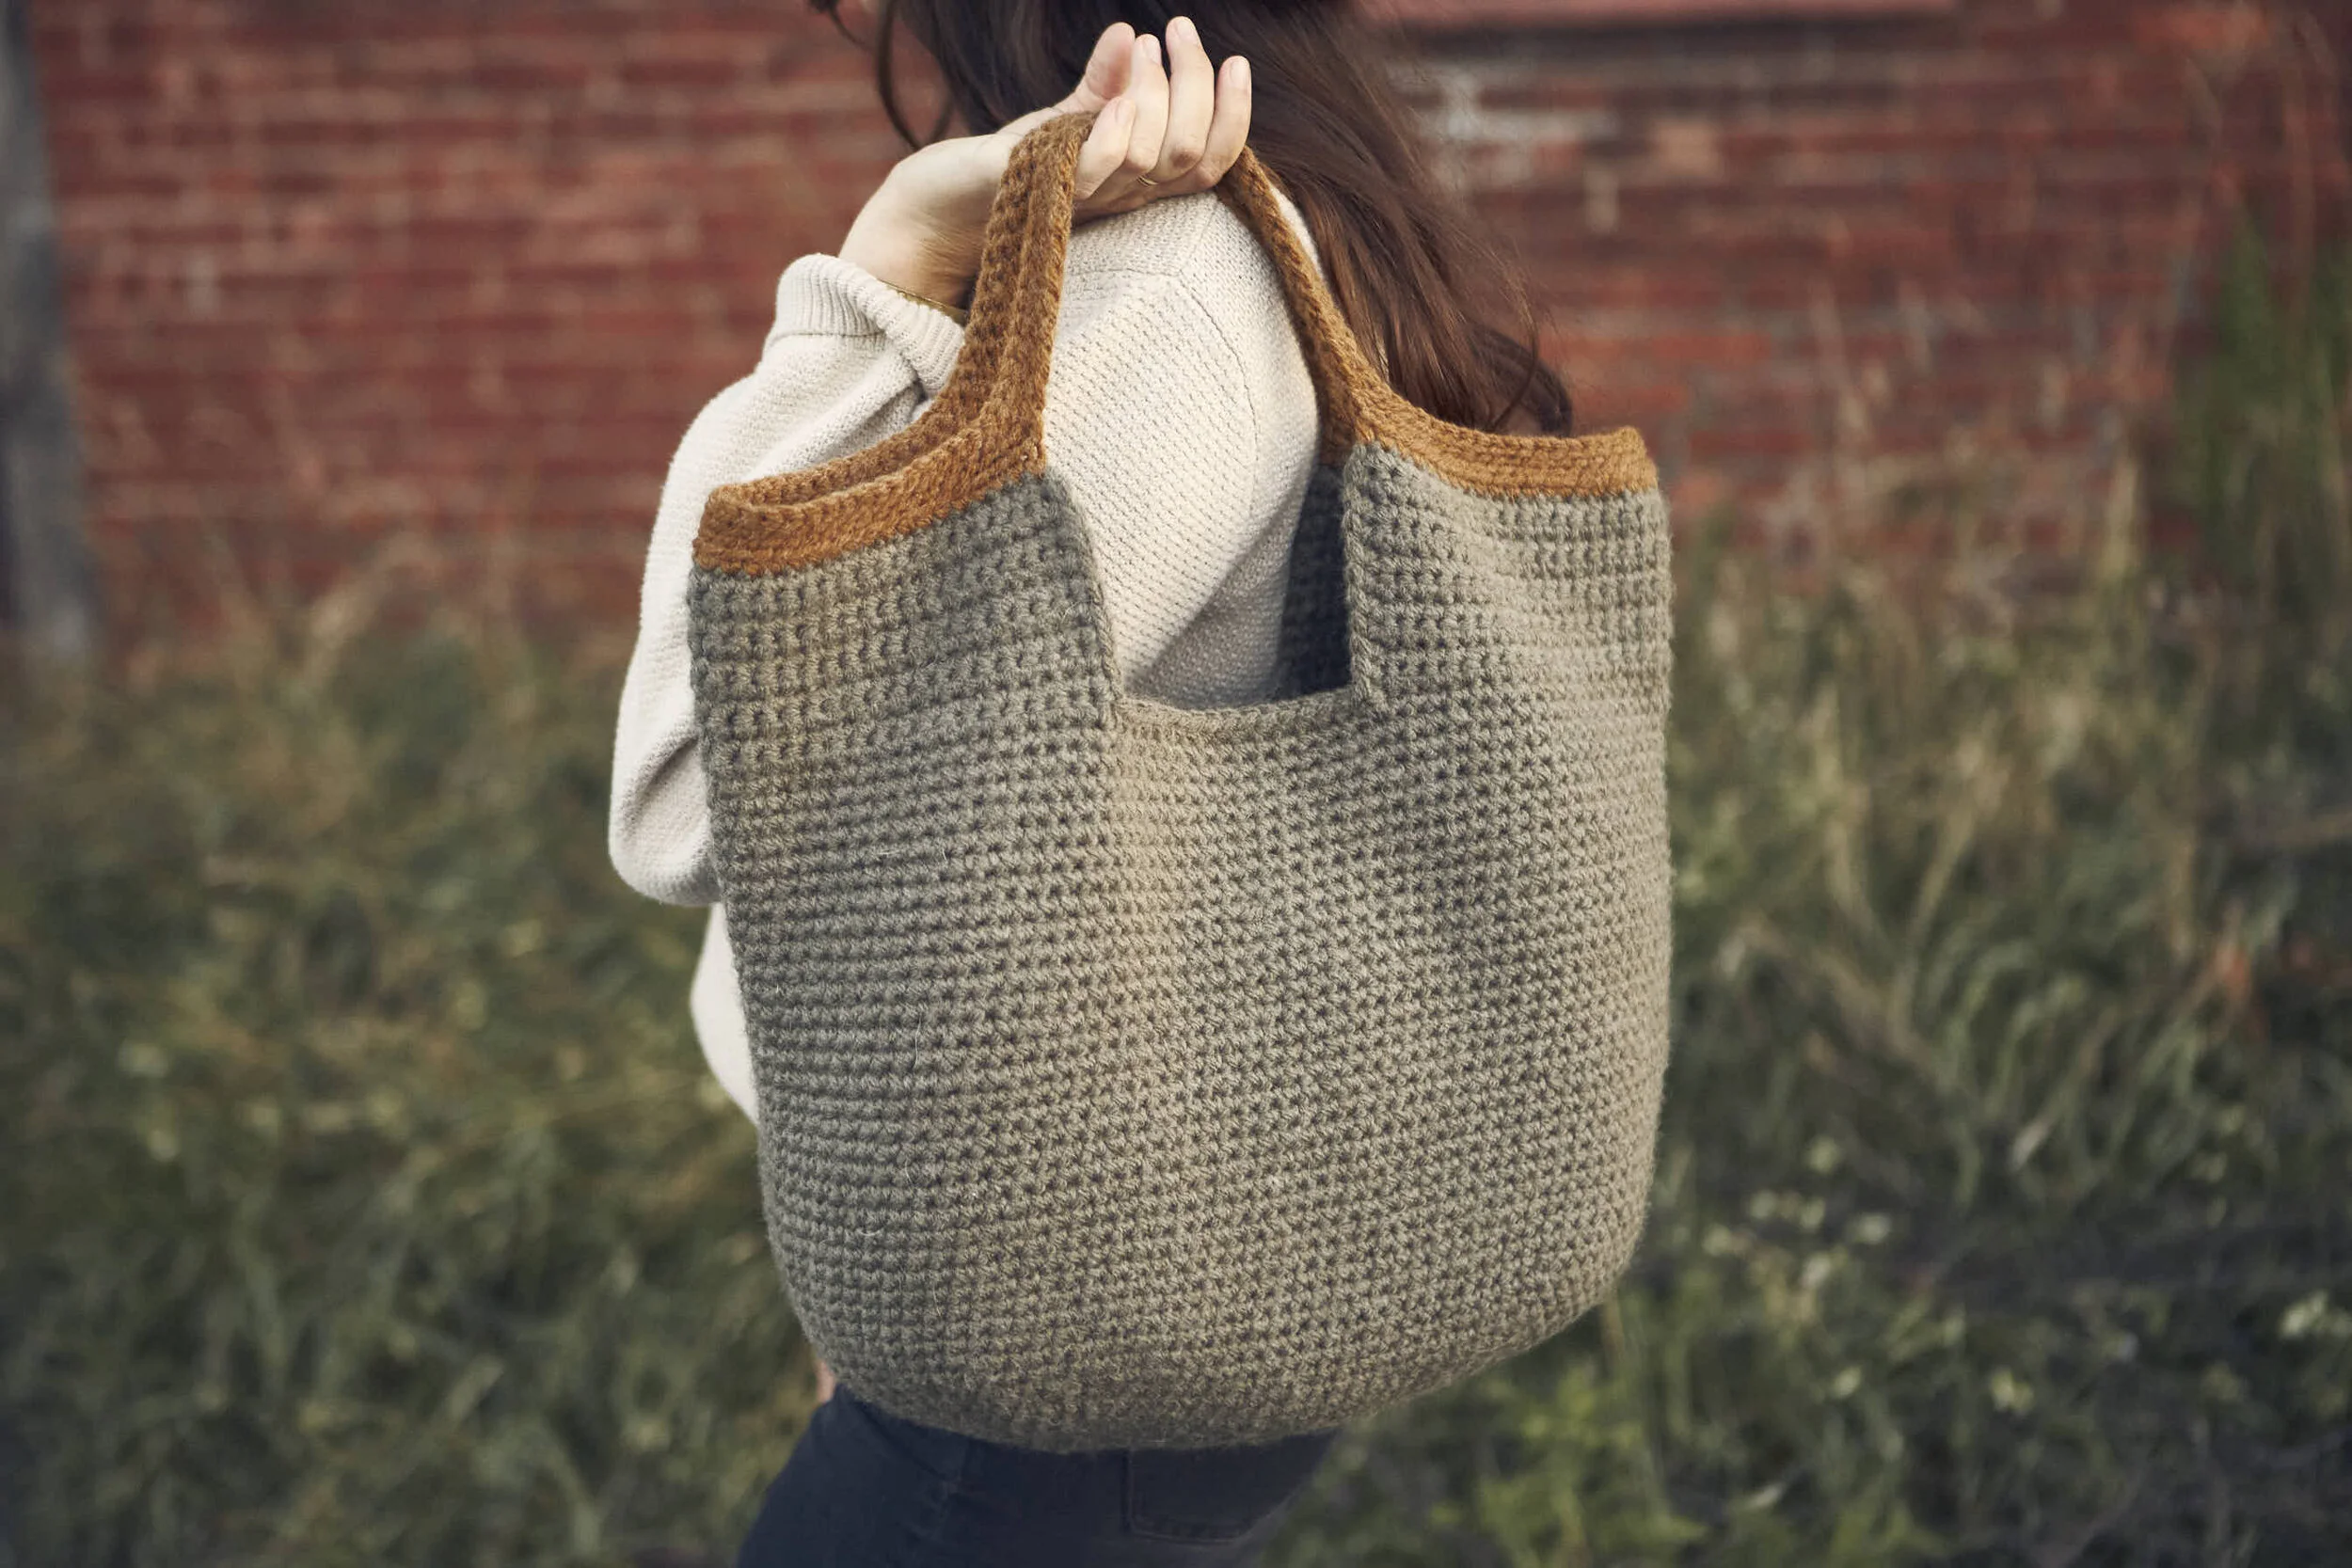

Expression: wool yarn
xmin=688 ymin=109 xmax=1674 ymax=1452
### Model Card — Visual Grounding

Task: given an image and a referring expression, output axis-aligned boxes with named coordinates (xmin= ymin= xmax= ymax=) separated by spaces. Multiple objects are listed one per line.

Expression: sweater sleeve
xmin=607 ymin=252 xmax=968 ymax=908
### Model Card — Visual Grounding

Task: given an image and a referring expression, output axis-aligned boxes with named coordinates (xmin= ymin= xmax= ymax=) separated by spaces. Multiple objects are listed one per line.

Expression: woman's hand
xmin=815 ymin=1356 xmax=835 ymax=1405
xmin=837 ymin=16 xmax=1252 ymax=309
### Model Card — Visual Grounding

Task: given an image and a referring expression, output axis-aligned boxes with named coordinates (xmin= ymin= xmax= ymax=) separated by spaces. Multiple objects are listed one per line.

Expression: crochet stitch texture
xmin=688 ymin=110 xmax=1674 ymax=1451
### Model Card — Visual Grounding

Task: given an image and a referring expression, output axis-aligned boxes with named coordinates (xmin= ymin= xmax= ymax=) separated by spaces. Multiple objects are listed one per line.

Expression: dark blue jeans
xmin=735 ymin=1382 xmax=1343 ymax=1567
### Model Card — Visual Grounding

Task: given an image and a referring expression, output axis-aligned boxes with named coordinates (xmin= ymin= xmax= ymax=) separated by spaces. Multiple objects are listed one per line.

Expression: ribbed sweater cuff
xmin=769 ymin=252 xmax=969 ymax=400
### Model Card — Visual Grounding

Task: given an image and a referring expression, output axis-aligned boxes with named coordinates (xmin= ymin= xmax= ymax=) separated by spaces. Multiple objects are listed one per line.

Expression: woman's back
xmin=1035 ymin=180 xmax=1328 ymax=707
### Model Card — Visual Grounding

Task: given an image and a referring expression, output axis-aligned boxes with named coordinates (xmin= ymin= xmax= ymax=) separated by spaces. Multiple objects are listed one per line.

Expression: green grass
xmin=4 ymin=232 xmax=2347 ymax=1566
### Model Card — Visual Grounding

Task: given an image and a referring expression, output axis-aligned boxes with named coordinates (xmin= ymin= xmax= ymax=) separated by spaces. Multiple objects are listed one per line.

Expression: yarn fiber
xmin=688 ymin=110 xmax=1674 ymax=1452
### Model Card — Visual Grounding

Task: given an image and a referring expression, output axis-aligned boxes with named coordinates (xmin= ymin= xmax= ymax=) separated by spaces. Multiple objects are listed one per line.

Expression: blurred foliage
xmin=4 ymin=238 xmax=2348 ymax=1565
xmin=0 ymin=582 xmax=798 ymax=1567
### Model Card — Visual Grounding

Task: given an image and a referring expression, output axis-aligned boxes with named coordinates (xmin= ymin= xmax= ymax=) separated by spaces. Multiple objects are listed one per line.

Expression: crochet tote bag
xmin=689 ymin=108 xmax=1673 ymax=1453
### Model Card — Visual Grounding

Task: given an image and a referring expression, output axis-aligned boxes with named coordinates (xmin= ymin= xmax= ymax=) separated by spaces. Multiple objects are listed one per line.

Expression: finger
xmin=1188 ymin=54 xmax=1251 ymax=192
xmin=1096 ymin=31 xmax=1169 ymax=204
xmin=1073 ymin=96 xmax=1139 ymax=205
xmin=1152 ymin=15 xmax=1216 ymax=187
xmin=1057 ymin=21 xmax=1136 ymax=115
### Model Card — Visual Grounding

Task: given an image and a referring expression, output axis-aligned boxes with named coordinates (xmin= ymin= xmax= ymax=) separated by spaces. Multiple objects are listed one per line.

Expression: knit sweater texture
xmin=610 ymin=182 xmax=1330 ymax=1119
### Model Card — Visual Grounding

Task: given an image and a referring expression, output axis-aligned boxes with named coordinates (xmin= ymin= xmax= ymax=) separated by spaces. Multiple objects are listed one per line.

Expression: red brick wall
xmin=1411 ymin=0 xmax=2349 ymax=562
xmin=32 ymin=0 xmax=2350 ymax=638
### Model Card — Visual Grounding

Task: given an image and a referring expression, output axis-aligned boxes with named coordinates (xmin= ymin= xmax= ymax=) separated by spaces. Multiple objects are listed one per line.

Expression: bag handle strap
xmin=963 ymin=108 xmax=1379 ymax=471
xmin=916 ymin=111 xmax=1067 ymax=433
xmin=692 ymin=105 xmax=1658 ymax=579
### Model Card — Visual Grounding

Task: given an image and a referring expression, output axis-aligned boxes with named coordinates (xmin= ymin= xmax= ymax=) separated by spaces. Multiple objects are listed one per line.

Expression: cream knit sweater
xmin=608 ymin=179 xmax=1330 ymax=1119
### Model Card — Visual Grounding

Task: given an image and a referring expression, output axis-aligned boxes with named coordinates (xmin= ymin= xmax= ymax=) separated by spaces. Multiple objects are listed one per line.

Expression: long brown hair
xmin=808 ymin=0 xmax=1575 ymax=436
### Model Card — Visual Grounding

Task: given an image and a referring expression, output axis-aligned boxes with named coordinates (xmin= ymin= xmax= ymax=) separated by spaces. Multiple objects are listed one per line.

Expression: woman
xmin=608 ymin=3 xmax=1581 ymax=1562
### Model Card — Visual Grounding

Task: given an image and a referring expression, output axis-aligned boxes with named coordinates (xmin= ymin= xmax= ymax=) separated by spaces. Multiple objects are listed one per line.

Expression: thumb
xmin=993 ymin=103 xmax=1072 ymax=144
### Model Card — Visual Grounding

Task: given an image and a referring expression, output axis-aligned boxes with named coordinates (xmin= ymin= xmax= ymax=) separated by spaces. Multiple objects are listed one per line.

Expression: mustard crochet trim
xmin=696 ymin=112 xmax=1656 ymax=577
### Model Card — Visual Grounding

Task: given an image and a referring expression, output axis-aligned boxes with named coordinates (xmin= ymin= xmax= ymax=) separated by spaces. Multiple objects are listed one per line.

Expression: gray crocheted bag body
xmin=687 ymin=111 xmax=1673 ymax=1452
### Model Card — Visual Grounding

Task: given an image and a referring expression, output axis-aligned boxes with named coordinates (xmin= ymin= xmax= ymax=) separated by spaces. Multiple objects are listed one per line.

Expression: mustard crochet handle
xmin=690 ymin=105 xmax=1660 ymax=578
